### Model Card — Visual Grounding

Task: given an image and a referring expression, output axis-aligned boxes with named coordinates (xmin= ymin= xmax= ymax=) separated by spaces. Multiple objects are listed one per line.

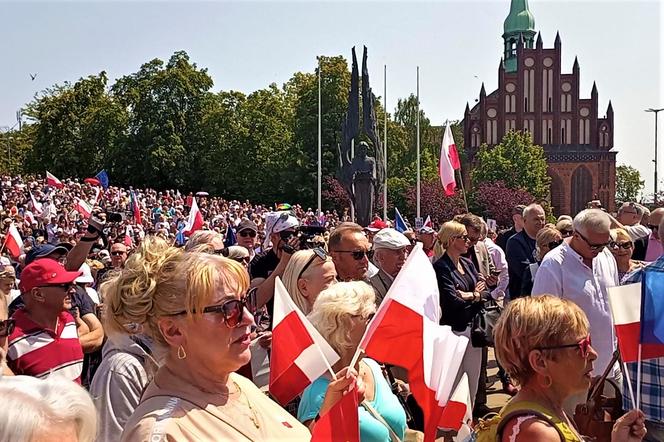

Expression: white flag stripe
xmin=60 ymin=322 xmax=79 ymax=340
xmin=8 ymin=332 xmax=55 ymax=360
xmin=608 ymin=283 xmax=641 ymax=325
xmin=437 ymin=337 xmax=469 ymax=406
xmin=295 ymin=344 xmax=331 ymax=382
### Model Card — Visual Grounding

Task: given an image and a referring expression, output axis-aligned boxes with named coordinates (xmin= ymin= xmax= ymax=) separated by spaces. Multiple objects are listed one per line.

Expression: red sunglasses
xmin=538 ymin=335 xmax=593 ymax=359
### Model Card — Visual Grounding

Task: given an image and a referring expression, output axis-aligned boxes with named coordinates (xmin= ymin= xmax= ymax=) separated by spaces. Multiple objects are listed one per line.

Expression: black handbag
xmin=471 ymin=299 xmax=502 ymax=347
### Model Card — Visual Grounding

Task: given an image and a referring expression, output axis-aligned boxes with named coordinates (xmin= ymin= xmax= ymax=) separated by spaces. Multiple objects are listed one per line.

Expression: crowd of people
xmin=0 ymin=172 xmax=657 ymax=441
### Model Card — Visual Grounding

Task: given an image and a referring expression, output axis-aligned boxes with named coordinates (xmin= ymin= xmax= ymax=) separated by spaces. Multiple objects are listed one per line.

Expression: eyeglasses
xmin=576 ymin=231 xmax=609 ymax=251
xmin=39 ymin=283 xmax=76 ymax=291
xmin=239 ymin=230 xmax=257 ymax=238
xmin=547 ymin=239 xmax=563 ymax=250
xmin=560 ymin=230 xmax=573 ymax=237
xmin=455 ymin=234 xmax=470 ymax=242
xmin=111 ymin=251 xmax=127 ymax=256
xmin=609 ymin=241 xmax=633 ymax=250
xmin=279 ymin=230 xmax=298 ymax=241
xmin=538 ymin=335 xmax=593 ymax=359
xmin=648 ymin=225 xmax=660 ymax=232
xmin=297 ymin=247 xmax=329 ymax=280
xmin=0 ymin=319 xmax=15 ymax=337
xmin=351 ymin=312 xmax=375 ymax=323
xmin=212 ymin=249 xmax=225 ymax=255
xmin=335 ymin=249 xmax=374 ymax=261
xmin=168 ymin=295 xmax=252 ymax=328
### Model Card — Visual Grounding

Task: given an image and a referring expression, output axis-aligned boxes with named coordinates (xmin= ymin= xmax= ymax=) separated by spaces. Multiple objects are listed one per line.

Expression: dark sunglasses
xmin=168 ymin=295 xmax=252 ymax=328
xmin=547 ymin=239 xmax=563 ymax=250
xmin=0 ymin=319 xmax=15 ymax=337
xmin=560 ymin=229 xmax=574 ymax=237
xmin=335 ymin=249 xmax=374 ymax=261
xmin=239 ymin=230 xmax=257 ymax=238
xmin=610 ymin=241 xmax=633 ymax=250
xmin=39 ymin=283 xmax=76 ymax=291
xmin=648 ymin=225 xmax=660 ymax=232
xmin=455 ymin=234 xmax=470 ymax=242
xmin=297 ymin=247 xmax=329 ymax=280
xmin=538 ymin=335 xmax=593 ymax=359
xmin=576 ymin=231 xmax=609 ymax=251
xmin=111 ymin=251 xmax=126 ymax=256
xmin=279 ymin=230 xmax=298 ymax=241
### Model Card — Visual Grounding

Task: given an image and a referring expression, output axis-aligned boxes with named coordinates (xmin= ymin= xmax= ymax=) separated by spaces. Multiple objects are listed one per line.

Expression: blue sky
xmin=1 ymin=0 xmax=662 ymax=195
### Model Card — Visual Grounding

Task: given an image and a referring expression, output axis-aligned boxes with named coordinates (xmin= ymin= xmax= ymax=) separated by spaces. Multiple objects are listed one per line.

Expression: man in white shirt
xmin=484 ymin=228 xmax=509 ymax=300
xmin=611 ymin=202 xmax=651 ymax=242
xmin=532 ymin=209 xmax=619 ymax=380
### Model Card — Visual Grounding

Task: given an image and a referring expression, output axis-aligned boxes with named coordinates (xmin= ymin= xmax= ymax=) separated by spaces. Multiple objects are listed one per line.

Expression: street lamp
xmin=646 ymin=108 xmax=664 ymax=203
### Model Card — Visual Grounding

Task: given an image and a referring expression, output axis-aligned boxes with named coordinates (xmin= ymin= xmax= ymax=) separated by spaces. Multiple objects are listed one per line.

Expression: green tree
xmin=471 ymin=130 xmax=550 ymax=199
xmin=615 ymin=164 xmax=645 ymax=203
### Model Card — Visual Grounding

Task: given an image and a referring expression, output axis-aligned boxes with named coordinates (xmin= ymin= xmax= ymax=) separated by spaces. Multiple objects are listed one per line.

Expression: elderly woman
xmin=609 ymin=228 xmax=644 ymax=282
xmin=282 ymin=248 xmax=337 ymax=315
xmin=299 ymin=281 xmax=407 ymax=441
xmin=492 ymin=295 xmax=646 ymax=441
xmin=556 ymin=216 xmax=574 ymax=238
xmin=105 ymin=237 xmax=354 ymax=441
xmin=0 ymin=375 xmax=98 ymax=441
xmin=519 ymin=227 xmax=564 ymax=295
xmin=433 ymin=221 xmax=489 ymax=412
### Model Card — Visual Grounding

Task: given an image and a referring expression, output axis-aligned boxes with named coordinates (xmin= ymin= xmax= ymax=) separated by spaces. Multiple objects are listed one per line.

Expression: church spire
xmin=502 ymin=0 xmax=537 ymax=73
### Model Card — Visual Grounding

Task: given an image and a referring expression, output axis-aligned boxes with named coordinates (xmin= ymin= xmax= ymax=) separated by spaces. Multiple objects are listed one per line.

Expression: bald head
xmin=653 ymin=208 xmax=664 ymax=242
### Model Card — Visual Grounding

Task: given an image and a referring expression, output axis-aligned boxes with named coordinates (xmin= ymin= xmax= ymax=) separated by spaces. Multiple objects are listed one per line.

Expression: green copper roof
xmin=503 ymin=0 xmax=535 ymax=35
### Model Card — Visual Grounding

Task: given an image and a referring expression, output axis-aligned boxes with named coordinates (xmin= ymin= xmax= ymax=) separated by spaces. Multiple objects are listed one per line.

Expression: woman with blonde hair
xmin=609 ymin=228 xmax=644 ymax=282
xmin=104 ymin=237 xmax=355 ymax=441
xmin=299 ymin=281 xmax=407 ymax=441
xmin=282 ymin=248 xmax=337 ymax=315
xmin=489 ymin=295 xmax=646 ymax=441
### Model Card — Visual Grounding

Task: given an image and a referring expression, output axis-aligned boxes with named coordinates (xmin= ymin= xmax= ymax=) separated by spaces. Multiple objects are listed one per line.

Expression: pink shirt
xmin=645 ymin=234 xmax=663 ymax=262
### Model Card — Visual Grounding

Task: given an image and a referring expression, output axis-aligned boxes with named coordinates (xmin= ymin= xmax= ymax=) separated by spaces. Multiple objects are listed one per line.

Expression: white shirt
xmin=485 ymin=238 xmax=509 ymax=300
xmin=624 ymin=224 xmax=650 ymax=242
xmin=532 ymin=241 xmax=619 ymax=378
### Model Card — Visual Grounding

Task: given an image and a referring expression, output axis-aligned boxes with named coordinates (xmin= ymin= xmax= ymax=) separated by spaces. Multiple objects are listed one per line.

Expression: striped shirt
xmin=7 ymin=309 xmax=84 ymax=384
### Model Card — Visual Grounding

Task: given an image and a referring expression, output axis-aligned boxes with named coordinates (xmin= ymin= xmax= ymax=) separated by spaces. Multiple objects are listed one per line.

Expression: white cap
xmin=373 ymin=228 xmax=411 ymax=250
xmin=75 ymin=263 xmax=94 ymax=284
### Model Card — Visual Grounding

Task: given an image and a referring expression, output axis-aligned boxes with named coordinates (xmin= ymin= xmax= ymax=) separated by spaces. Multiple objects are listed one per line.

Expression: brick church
xmin=463 ymin=0 xmax=616 ymax=215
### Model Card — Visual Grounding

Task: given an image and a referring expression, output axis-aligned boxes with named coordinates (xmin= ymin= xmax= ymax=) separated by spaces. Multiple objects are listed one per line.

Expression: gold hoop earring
xmin=542 ymin=374 xmax=552 ymax=388
xmin=177 ymin=345 xmax=187 ymax=360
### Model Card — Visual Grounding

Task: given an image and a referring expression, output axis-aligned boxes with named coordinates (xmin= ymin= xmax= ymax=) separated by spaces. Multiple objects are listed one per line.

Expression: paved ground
xmin=486 ymin=347 xmax=512 ymax=411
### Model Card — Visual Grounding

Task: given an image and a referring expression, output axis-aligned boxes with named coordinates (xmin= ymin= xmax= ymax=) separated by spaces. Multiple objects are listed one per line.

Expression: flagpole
xmin=317 ymin=56 xmax=322 ymax=217
xmin=637 ymin=343 xmax=642 ymax=410
xmin=416 ymin=66 xmax=421 ymax=219
xmin=448 ymin=120 xmax=470 ymax=213
xmin=383 ymin=64 xmax=388 ymax=221
xmin=623 ymin=361 xmax=637 ymax=409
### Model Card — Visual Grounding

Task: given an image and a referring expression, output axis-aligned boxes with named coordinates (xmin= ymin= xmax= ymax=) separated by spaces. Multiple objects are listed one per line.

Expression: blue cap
xmin=25 ymin=244 xmax=69 ymax=266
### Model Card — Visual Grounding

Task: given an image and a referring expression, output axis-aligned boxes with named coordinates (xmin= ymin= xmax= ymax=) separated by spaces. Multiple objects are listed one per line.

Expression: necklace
xmin=233 ymin=381 xmax=260 ymax=429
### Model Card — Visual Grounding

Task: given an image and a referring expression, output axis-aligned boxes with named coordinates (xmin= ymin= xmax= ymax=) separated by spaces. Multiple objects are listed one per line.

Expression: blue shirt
xmin=298 ymin=358 xmax=407 ymax=441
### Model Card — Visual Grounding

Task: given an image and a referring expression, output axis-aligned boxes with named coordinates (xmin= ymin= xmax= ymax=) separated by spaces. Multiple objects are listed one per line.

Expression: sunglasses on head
xmin=239 ymin=230 xmax=257 ymax=238
xmin=547 ymin=239 xmax=563 ymax=250
xmin=335 ymin=249 xmax=374 ymax=261
xmin=610 ymin=241 xmax=633 ymax=250
xmin=538 ymin=335 xmax=593 ymax=359
xmin=297 ymin=247 xmax=329 ymax=280
xmin=0 ymin=319 xmax=15 ymax=337
xmin=168 ymin=295 xmax=253 ymax=328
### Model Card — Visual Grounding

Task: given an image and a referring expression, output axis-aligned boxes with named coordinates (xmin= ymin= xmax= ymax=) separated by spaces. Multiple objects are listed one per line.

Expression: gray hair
xmin=523 ymin=203 xmax=544 ymax=218
xmin=0 ymin=375 xmax=98 ymax=442
xmin=184 ymin=230 xmax=223 ymax=252
xmin=573 ymin=209 xmax=610 ymax=236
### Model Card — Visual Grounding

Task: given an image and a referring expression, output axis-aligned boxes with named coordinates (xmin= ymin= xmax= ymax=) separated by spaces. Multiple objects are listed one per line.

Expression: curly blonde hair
xmin=307 ymin=281 xmax=375 ymax=356
xmin=101 ymin=236 xmax=249 ymax=354
xmin=494 ymin=295 xmax=589 ymax=386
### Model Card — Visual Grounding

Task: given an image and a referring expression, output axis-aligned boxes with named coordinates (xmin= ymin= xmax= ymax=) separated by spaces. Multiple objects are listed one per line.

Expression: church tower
xmin=502 ymin=0 xmax=536 ymax=72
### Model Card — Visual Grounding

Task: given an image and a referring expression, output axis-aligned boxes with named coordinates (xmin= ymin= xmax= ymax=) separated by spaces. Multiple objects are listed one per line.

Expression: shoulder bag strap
xmin=587 ymin=350 xmax=620 ymax=402
xmin=496 ymin=409 xmax=565 ymax=442
xmin=361 ymin=399 xmax=402 ymax=442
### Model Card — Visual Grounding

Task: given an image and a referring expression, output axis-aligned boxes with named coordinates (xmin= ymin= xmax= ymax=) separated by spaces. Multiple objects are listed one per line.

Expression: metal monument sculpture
xmin=337 ymin=46 xmax=385 ymax=227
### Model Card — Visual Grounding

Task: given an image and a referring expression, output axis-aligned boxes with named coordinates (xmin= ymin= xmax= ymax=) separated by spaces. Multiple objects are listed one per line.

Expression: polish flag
xmin=439 ymin=122 xmax=460 ymax=196
xmin=75 ymin=199 xmax=93 ymax=219
xmin=270 ymin=277 xmax=340 ymax=405
xmin=357 ymin=243 xmax=468 ymax=442
xmin=183 ymin=197 xmax=204 ymax=235
xmin=3 ymin=223 xmax=24 ymax=258
xmin=46 ymin=171 xmax=64 ymax=189
xmin=311 ymin=386 xmax=360 ymax=442
xmin=438 ymin=373 xmax=473 ymax=439
xmin=24 ymin=210 xmax=37 ymax=226
xmin=124 ymin=225 xmax=134 ymax=247
xmin=130 ymin=190 xmax=142 ymax=225
xmin=423 ymin=215 xmax=433 ymax=229
xmin=30 ymin=192 xmax=43 ymax=215
xmin=608 ymin=283 xmax=664 ymax=362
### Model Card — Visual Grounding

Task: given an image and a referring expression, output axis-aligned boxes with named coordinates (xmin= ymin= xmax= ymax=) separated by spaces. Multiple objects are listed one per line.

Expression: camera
xmin=298 ymin=225 xmax=326 ymax=250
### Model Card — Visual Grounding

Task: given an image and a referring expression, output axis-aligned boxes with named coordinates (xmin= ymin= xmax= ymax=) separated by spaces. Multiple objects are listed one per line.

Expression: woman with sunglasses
xmin=490 ymin=295 xmax=646 ymax=442
xmin=282 ymin=248 xmax=337 ymax=315
xmin=299 ymin=281 xmax=408 ymax=441
xmin=433 ymin=221 xmax=490 ymax=413
xmin=609 ymin=228 xmax=644 ymax=283
xmin=519 ymin=227 xmax=565 ymax=296
xmin=105 ymin=237 xmax=357 ymax=441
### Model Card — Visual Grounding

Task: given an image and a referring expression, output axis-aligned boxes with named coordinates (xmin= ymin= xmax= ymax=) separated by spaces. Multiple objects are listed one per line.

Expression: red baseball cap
xmin=366 ymin=219 xmax=388 ymax=232
xmin=19 ymin=259 xmax=82 ymax=293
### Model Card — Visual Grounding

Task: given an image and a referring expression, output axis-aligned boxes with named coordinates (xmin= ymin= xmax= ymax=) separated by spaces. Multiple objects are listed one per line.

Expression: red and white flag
xmin=46 ymin=171 xmax=64 ymax=189
xmin=270 ymin=277 xmax=340 ymax=406
xmin=3 ymin=223 xmax=24 ymax=258
xmin=423 ymin=215 xmax=433 ymax=229
xmin=75 ymin=199 xmax=93 ymax=219
xmin=357 ymin=244 xmax=468 ymax=442
xmin=311 ymin=386 xmax=360 ymax=442
xmin=439 ymin=122 xmax=460 ymax=196
xmin=439 ymin=373 xmax=473 ymax=439
xmin=29 ymin=192 xmax=43 ymax=215
xmin=183 ymin=197 xmax=204 ymax=235
xmin=124 ymin=225 xmax=134 ymax=247
xmin=608 ymin=283 xmax=664 ymax=362
xmin=24 ymin=210 xmax=37 ymax=226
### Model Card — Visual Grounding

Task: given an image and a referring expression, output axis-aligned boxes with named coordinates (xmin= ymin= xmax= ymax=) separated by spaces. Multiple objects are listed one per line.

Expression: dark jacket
xmin=495 ymin=226 xmax=517 ymax=252
xmin=506 ymin=230 xmax=537 ymax=299
xmin=632 ymin=236 xmax=648 ymax=261
xmin=433 ymin=253 xmax=489 ymax=332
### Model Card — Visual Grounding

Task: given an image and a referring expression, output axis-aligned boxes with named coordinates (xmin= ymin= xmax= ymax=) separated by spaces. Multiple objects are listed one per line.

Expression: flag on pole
xmin=183 ymin=197 xmax=204 ymax=236
xmin=310 ymin=387 xmax=360 ymax=442
xmin=29 ymin=193 xmax=43 ymax=215
xmin=355 ymin=244 xmax=468 ymax=442
xmin=224 ymin=224 xmax=237 ymax=247
xmin=3 ymin=223 xmax=24 ymax=258
xmin=130 ymin=190 xmax=142 ymax=225
xmin=46 ymin=171 xmax=64 ymax=189
xmin=95 ymin=170 xmax=109 ymax=190
xmin=394 ymin=208 xmax=407 ymax=233
xmin=24 ymin=210 xmax=37 ymax=226
xmin=270 ymin=278 xmax=340 ymax=406
xmin=608 ymin=283 xmax=664 ymax=363
xmin=641 ymin=268 xmax=664 ymax=346
xmin=124 ymin=225 xmax=133 ymax=247
xmin=75 ymin=199 xmax=93 ymax=219
xmin=439 ymin=122 xmax=460 ymax=196
xmin=438 ymin=373 xmax=473 ymax=439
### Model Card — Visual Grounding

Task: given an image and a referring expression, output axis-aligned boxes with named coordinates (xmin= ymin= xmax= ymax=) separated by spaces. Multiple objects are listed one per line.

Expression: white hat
xmin=75 ymin=263 xmax=94 ymax=284
xmin=373 ymin=228 xmax=411 ymax=250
